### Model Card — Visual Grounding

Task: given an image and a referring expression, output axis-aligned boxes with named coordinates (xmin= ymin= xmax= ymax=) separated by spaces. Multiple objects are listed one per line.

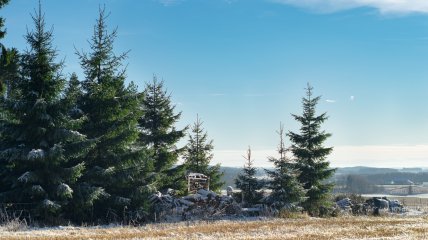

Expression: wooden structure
xmin=186 ymin=173 xmax=210 ymax=193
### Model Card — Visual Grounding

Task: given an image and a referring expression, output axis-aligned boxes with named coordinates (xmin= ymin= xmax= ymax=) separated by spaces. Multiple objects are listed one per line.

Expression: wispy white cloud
xmin=270 ymin=0 xmax=428 ymax=14
xmin=244 ymin=93 xmax=265 ymax=97
xmin=326 ymin=99 xmax=336 ymax=103
xmin=224 ymin=0 xmax=238 ymax=4
xmin=157 ymin=0 xmax=185 ymax=7
xmin=350 ymin=95 xmax=355 ymax=101
xmin=209 ymin=93 xmax=226 ymax=97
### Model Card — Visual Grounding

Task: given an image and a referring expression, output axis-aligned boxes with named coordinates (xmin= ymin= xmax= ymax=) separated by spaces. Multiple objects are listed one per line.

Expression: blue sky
xmin=2 ymin=0 xmax=428 ymax=168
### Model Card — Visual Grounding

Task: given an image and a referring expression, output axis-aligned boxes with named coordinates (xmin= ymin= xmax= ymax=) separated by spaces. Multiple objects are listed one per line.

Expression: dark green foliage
xmin=265 ymin=124 xmax=305 ymax=209
xmin=76 ymin=8 xmax=152 ymax=222
xmin=0 ymin=0 xmax=9 ymax=40
xmin=184 ymin=115 xmax=213 ymax=173
xmin=235 ymin=147 xmax=263 ymax=206
xmin=139 ymin=77 xmax=187 ymax=192
xmin=0 ymin=7 xmax=93 ymax=223
xmin=184 ymin=115 xmax=224 ymax=192
xmin=0 ymin=47 xmax=19 ymax=98
xmin=0 ymin=0 xmax=19 ymax=96
xmin=288 ymin=84 xmax=335 ymax=216
xmin=205 ymin=163 xmax=224 ymax=193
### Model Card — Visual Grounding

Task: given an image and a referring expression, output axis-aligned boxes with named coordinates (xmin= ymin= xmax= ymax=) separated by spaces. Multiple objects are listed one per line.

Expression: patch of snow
xmin=69 ymin=130 xmax=85 ymax=140
xmin=27 ymin=149 xmax=45 ymax=161
xmin=17 ymin=171 xmax=32 ymax=183
xmin=42 ymin=199 xmax=60 ymax=211
xmin=57 ymin=183 xmax=73 ymax=198
xmin=31 ymin=185 xmax=45 ymax=194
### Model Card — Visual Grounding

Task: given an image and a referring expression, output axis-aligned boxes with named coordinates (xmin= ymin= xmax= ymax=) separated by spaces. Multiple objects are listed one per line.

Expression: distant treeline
xmin=332 ymin=171 xmax=428 ymax=194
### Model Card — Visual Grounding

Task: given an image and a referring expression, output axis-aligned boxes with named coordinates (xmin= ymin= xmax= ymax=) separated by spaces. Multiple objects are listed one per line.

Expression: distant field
xmin=1 ymin=216 xmax=428 ymax=239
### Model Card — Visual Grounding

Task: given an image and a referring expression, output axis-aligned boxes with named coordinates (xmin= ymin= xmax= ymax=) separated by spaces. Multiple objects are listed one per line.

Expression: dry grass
xmin=0 ymin=216 xmax=428 ymax=239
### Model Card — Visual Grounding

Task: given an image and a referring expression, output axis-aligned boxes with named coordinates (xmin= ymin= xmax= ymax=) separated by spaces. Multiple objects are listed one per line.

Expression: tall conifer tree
xmin=0 ymin=5 xmax=93 ymax=222
xmin=235 ymin=146 xmax=263 ymax=206
xmin=265 ymin=124 xmax=305 ymax=210
xmin=0 ymin=47 xmax=19 ymax=97
xmin=0 ymin=0 xmax=9 ymax=41
xmin=288 ymin=84 xmax=335 ymax=216
xmin=0 ymin=0 xmax=19 ymax=97
xmin=76 ymin=8 xmax=152 ymax=222
xmin=184 ymin=115 xmax=223 ymax=192
xmin=139 ymin=77 xmax=187 ymax=193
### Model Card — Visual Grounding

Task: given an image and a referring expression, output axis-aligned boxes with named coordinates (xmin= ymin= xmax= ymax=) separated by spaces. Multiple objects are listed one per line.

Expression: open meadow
xmin=1 ymin=216 xmax=428 ymax=240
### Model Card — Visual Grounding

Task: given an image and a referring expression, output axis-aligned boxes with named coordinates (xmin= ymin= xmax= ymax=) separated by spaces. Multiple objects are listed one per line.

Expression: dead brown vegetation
xmin=0 ymin=216 xmax=428 ymax=239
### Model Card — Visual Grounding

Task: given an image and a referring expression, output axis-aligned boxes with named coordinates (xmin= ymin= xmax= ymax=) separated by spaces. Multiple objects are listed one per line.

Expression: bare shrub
xmin=3 ymin=218 xmax=28 ymax=232
xmin=0 ymin=208 xmax=28 ymax=232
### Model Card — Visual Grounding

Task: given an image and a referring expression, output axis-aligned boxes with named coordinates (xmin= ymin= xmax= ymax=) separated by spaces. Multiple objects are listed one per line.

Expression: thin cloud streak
xmin=270 ymin=0 xmax=428 ymax=14
xmin=244 ymin=93 xmax=265 ymax=97
xmin=209 ymin=93 xmax=226 ymax=97
xmin=157 ymin=0 xmax=185 ymax=7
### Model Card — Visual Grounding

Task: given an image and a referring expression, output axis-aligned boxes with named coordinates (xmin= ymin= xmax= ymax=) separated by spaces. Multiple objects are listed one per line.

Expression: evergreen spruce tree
xmin=138 ymin=76 xmax=187 ymax=193
xmin=0 ymin=6 xmax=93 ymax=223
xmin=265 ymin=123 xmax=305 ymax=210
xmin=0 ymin=0 xmax=19 ymax=97
xmin=204 ymin=163 xmax=223 ymax=193
xmin=288 ymin=84 xmax=335 ymax=216
xmin=61 ymin=73 xmax=102 ymax=222
xmin=0 ymin=47 xmax=19 ymax=97
xmin=0 ymin=0 xmax=9 ymax=41
xmin=235 ymin=146 xmax=263 ymax=206
xmin=76 ymin=8 xmax=152 ymax=222
xmin=183 ymin=115 xmax=224 ymax=192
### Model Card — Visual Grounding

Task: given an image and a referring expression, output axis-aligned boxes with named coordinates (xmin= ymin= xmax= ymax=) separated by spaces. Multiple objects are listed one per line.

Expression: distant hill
xmin=219 ymin=166 xmax=268 ymax=189
xmin=399 ymin=168 xmax=424 ymax=173
xmin=335 ymin=166 xmax=399 ymax=175
xmin=219 ymin=165 xmax=428 ymax=190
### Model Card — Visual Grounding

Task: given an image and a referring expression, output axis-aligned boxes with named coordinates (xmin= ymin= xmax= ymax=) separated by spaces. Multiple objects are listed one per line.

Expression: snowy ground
xmin=1 ymin=216 xmax=428 ymax=239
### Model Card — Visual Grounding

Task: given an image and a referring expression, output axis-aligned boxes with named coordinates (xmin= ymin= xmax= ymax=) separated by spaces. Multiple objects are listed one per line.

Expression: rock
xmin=336 ymin=198 xmax=353 ymax=209
xmin=179 ymin=199 xmax=194 ymax=206
xmin=150 ymin=189 xmax=241 ymax=221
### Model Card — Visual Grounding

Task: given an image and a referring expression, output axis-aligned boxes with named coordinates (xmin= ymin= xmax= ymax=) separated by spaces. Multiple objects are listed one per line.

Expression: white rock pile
xmin=149 ymin=189 xmax=241 ymax=222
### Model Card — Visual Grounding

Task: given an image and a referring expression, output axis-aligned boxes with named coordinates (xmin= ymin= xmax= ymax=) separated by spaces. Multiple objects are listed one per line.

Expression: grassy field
xmin=1 ymin=216 xmax=428 ymax=239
